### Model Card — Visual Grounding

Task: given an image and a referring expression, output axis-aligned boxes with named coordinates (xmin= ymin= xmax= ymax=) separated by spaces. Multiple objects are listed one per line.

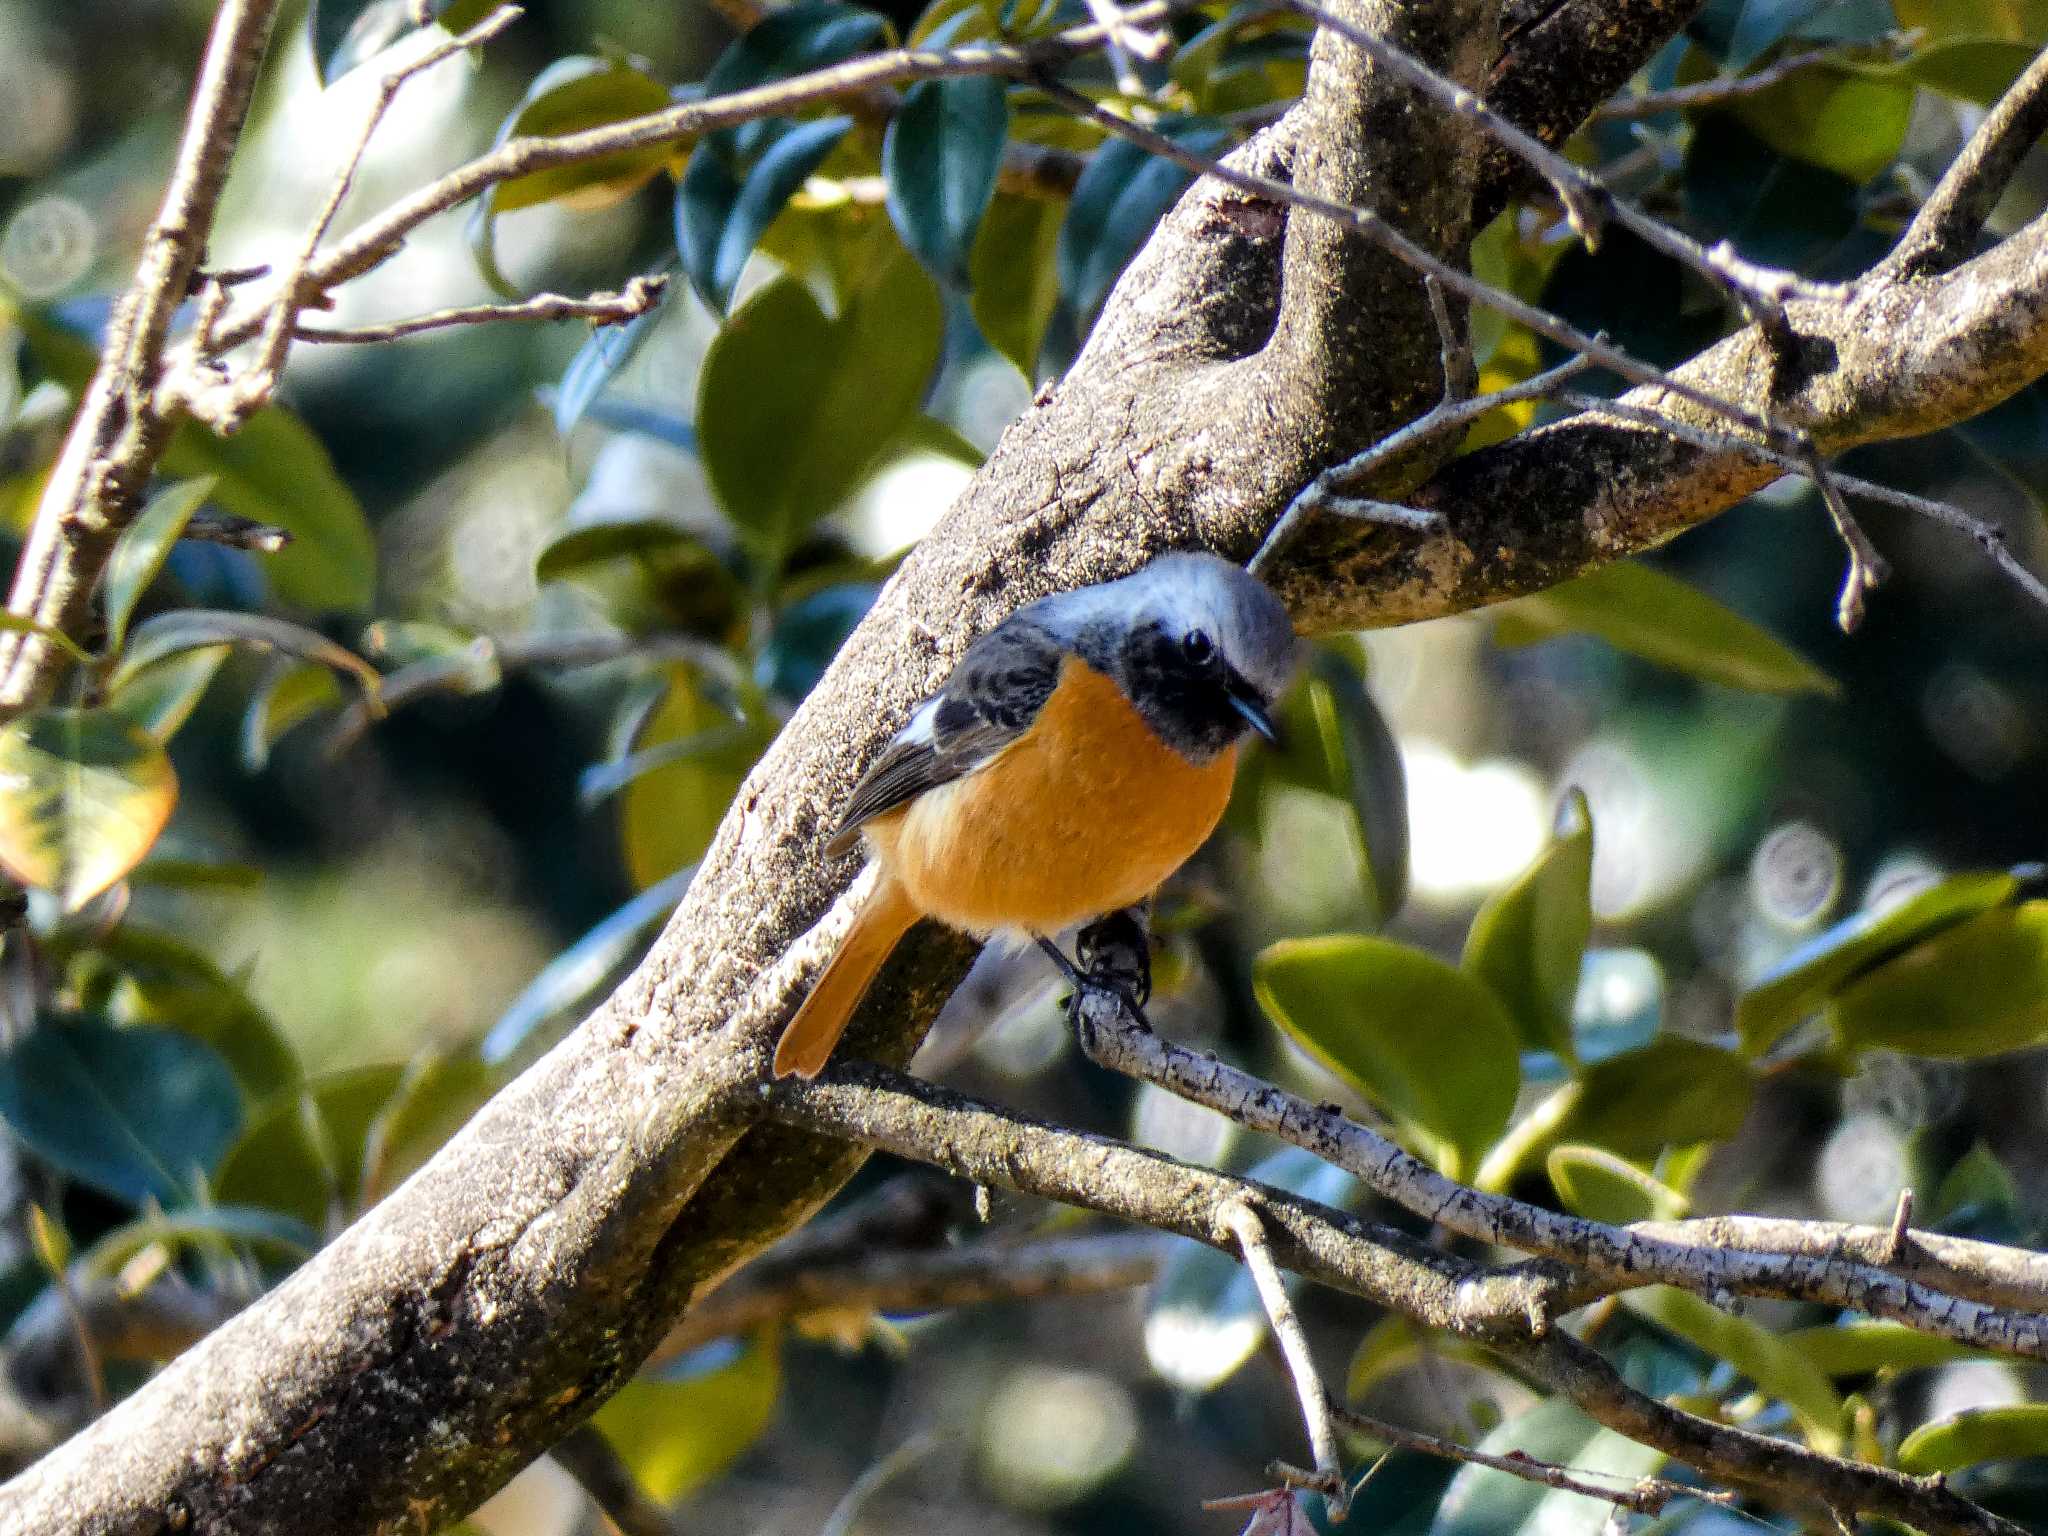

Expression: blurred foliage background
xmin=3 ymin=0 xmax=2048 ymax=1533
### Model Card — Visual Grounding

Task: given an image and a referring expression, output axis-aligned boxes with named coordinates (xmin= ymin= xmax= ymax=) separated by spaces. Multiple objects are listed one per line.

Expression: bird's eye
xmin=1182 ymin=629 xmax=1215 ymax=664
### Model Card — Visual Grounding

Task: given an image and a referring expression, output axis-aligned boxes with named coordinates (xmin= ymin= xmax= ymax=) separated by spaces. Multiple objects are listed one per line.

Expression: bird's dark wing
xmin=825 ymin=617 xmax=1066 ymax=856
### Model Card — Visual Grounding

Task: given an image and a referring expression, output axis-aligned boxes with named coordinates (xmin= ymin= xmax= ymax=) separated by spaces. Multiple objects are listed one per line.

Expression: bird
xmin=773 ymin=551 xmax=1301 ymax=1079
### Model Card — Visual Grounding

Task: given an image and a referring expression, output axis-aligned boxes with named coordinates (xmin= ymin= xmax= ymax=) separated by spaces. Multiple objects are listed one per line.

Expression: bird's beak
xmin=1225 ymin=677 xmax=1281 ymax=745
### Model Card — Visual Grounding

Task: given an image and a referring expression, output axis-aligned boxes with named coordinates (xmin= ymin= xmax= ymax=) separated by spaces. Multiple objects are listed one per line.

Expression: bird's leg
xmin=1036 ymin=908 xmax=1156 ymax=1051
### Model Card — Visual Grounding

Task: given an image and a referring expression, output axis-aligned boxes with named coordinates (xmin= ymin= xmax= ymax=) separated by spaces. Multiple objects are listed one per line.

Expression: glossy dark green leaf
xmin=1430 ymin=1396 xmax=1666 ymax=1536
xmin=1905 ymin=37 xmax=2040 ymax=104
xmin=1144 ymin=1145 xmax=1359 ymax=1392
xmin=535 ymin=518 xmax=703 ymax=582
xmin=1493 ymin=562 xmax=1836 ymax=697
xmin=1623 ymin=1287 xmax=1844 ymax=1449
xmin=1058 ymin=118 xmax=1230 ymax=325
xmin=970 ymin=193 xmax=1064 ymax=379
xmin=0 ymin=1019 xmax=241 ymax=1204
xmin=553 ymin=293 xmax=668 ymax=438
xmin=595 ymin=1332 xmax=783 ymax=1503
xmin=104 ymin=477 xmax=214 ymax=652
xmin=0 ymin=707 xmax=177 ymax=909
xmin=884 ymin=75 xmax=1009 ymax=284
xmin=215 ymin=1066 xmax=408 ymax=1229
xmin=618 ymin=667 xmax=767 ymax=888
xmin=758 ymin=582 xmax=877 ymax=701
xmin=310 ymin=0 xmax=496 ymax=84
xmin=1463 ymin=790 xmax=1592 ymax=1064
xmin=1309 ymin=649 xmax=1409 ymax=928
xmin=486 ymin=58 xmax=675 ymax=217
xmin=1255 ymin=936 xmax=1520 ymax=1179
xmin=1785 ymin=1320 xmax=1996 ymax=1378
xmin=703 ymin=2 xmax=892 ymax=158
xmin=106 ymin=646 xmax=229 ymax=743
xmin=484 ymin=868 xmax=696 ymax=1064
xmin=1829 ymin=902 xmax=2048 ymax=1059
xmin=1546 ymin=1144 xmax=1688 ymax=1224
xmin=1553 ymin=1038 xmax=1755 ymax=1157
xmin=679 ymin=117 xmax=854 ymax=314
xmin=1898 ymin=1405 xmax=2048 ymax=1475
xmin=697 ymin=246 xmax=942 ymax=565
xmin=1736 ymin=870 xmax=2024 ymax=1056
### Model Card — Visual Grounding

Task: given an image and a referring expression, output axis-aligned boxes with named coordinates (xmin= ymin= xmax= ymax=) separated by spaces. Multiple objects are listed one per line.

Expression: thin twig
xmin=1332 ymin=1406 xmax=1715 ymax=1514
xmin=1031 ymin=79 xmax=1822 ymax=469
xmin=1594 ymin=34 xmax=1917 ymax=121
xmin=162 ymin=4 xmax=525 ymax=428
xmin=183 ymin=509 xmax=291 ymax=552
xmin=291 ymin=276 xmax=666 ymax=345
xmin=1222 ymin=1201 xmax=1350 ymax=1522
xmin=550 ymin=1424 xmax=678 ymax=1536
xmin=1885 ymin=1190 xmax=1916 ymax=1266
xmin=818 ymin=1430 xmax=947 ymax=1536
xmin=1252 ymin=353 xmax=1595 ymax=574
xmin=1282 ymin=0 xmax=1839 ymax=328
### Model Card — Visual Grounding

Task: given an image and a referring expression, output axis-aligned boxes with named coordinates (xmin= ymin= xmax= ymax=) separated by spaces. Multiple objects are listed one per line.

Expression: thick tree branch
xmin=1888 ymin=45 xmax=2048 ymax=279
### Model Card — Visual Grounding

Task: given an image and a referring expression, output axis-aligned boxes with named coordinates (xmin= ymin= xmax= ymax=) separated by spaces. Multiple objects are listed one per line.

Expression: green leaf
xmin=1624 ymin=1287 xmax=1843 ymax=1450
xmin=1058 ymin=117 xmax=1231 ymax=325
xmin=1309 ymin=649 xmax=1410 ymax=928
xmin=0 ymin=707 xmax=177 ymax=909
xmin=1930 ymin=1140 xmax=2024 ymax=1235
xmin=1829 ymin=902 xmax=2048 ymax=1059
xmin=595 ymin=1333 xmax=783 ymax=1503
xmin=697 ymin=245 xmax=942 ymax=566
xmin=618 ymin=668 xmax=767 ymax=888
xmin=1255 ymin=936 xmax=1520 ymax=1179
xmin=309 ymin=0 xmax=494 ymax=84
xmin=552 ymin=294 xmax=667 ymax=438
xmin=1144 ymin=1145 xmax=1359 ymax=1392
xmin=79 ymin=1203 xmax=318 ymax=1277
xmin=110 ymin=610 xmax=381 ymax=702
xmin=1552 ymin=1038 xmax=1755 ymax=1158
xmin=702 ymin=2 xmax=893 ymax=159
xmin=103 ymin=477 xmax=214 ymax=652
xmin=90 ymin=924 xmax=298 ymax=1097
xmin=1493 ymin=562 xmax=1836 ymax=697
xmin=0 ymin=1018 xmax=242 ymax=1204
xmin=0 ymin=613 xmax=91 ymax=667
xmin=970 ymin=193 xmax=1064 ymax=380
xmin=1898 ymin=1405 xmax=2048 ymax=1475
xmin=1463 ymin=790 xmax=1593 ymax=1063
xmin=240 ymin=659 xmax=345 ymax=771
xmin=1904 ymin=37 xmax=2041 ymax=104
xmin=361 ymin=1053 xmax=497 ymax=1204
xmin=1736 ymin=870 xmax=2023 ymax=1056
xmin=1546 ymin=1144 xmax=1688 ymax=1223
xmin=215 ymin=1066 xmax=408 ymax=1228
xmin=106 ymin=646 xmax=229 ymax=743
xmin=680 ymin=117 xmax=853 ymax=316
xmin=1728 ymin=65 xmax=1912 ymax=183
xmin=484 ymin=868 xmax=696 ymax=1064
xmin=1785 ymin=1320 xmax=1998 ymax=1378
xmin=884 ymin=74 xmax=1009 ymax=285
xmin=486 ymin=59 xmax=675 ymax=216
xmin=1430 ymin=1396 xmax=1666 ymax=1536
xmin=1893 ymin=0 xmax=2048 ymax=45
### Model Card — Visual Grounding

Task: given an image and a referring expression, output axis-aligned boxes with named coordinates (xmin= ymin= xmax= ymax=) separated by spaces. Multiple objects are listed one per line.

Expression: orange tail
xmin=774 ymin=873 xmax=921 ymax=1079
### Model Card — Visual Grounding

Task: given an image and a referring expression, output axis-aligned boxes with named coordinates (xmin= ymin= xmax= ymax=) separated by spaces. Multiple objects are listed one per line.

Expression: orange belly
xmin=864 ymin=658 xmax=1239 ymax=936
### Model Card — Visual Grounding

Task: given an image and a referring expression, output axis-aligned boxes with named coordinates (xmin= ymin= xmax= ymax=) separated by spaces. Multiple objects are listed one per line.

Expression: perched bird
xmin=774 ymin=552 xmax=1300 ymax=1078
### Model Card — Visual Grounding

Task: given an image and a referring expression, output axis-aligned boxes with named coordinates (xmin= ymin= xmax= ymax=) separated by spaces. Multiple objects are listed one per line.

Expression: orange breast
xmin=866 ymin=657 xmax=1239 ymax=936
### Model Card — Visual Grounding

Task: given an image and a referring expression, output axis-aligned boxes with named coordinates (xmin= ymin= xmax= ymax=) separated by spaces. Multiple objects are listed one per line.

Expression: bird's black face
xmin=1113 ymin=619 xmax=1280 ymax=761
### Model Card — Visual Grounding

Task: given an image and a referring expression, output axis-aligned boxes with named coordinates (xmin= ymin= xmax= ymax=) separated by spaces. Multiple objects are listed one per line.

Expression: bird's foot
xmin=1037 ymin=910 xmax=1155 ymax=1049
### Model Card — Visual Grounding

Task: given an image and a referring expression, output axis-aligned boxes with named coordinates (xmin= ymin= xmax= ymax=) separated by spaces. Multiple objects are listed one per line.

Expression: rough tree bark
xmin=9 ymin=0 xmax=2048 ymax=1531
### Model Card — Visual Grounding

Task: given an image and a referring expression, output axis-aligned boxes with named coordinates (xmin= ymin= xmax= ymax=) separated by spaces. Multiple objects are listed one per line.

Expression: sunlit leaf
xmin=1785 ymin=1320 xmax=1998 ymax=1378
xmin=0 ymin=707 xmax=177 ymax=908
xmin=595 ymin=1332 xmax=782 ymax=1503
xmin=240 ymin=659 xmax=345 ymax=772
xmin=360 ymin=1052 xmax=497 ymax=1204
xmin=1898 ymin=1404 xmax=2048 ymax=1475
xmin=80 ymin=1204 xmax=317 ymax=1281
xmin=1550 ymin=1038 xmax=1754 ymax=1158
xmin=884 ymin=73 xmax=1009 ymax=285
xmin=1144 ymin=1145 xmax=1358 ymax=1392
xmin=1736 ymin=870 xmax=2024 ymax=1056
xmin=1430 ymin=1396 xmax=1666 ymax=1536
xmin=111 ymin=610 xmax=380 ymax=702
xmin=486 ymin=58 xmax=675 ymax=216
xmin=1830 ymin=902 xmax=2048 ymax=1059
xmin=1545 ymin=1144 xmax=1688 ymax=1223
xmin=1893 ymin=0 xmax=2048 ymax=45
xmin=1623 ymin=1287 xmax=1843 ymax=1451
xmin=552 ymin=295 xmax=668 ymax=438
xmin=1904 ymin=37 xmax=2040 ymax=105
xmin=0 ymin=1018 xmax=241 ymax=1204
xmin=1255 ymin=936 xmax=1520 ymax=1179
xmin=1464 ymin=790 xmax=1592 ymax=1064
xmin=701 ymin=2 xmax=893 ymax=160
xmin=618 ymin=668 xmax=766 ymax=889
xmin=971 ymin=193 xmax=1065 ymax=380
xmin=697 ymin=243 xmax=942 ymax=565
xmin=103 ymin=477 xmax=214 ymax=652
xmin=106 ymin=646 xmax=229 ymax=743
xmin=1729 ymin=66 xmax=1912 ymax=183
xmin=1493 ymin=561 xmax=1836 ymax=697
xmin=215 ymin=1066 xmax=408 ymax=1228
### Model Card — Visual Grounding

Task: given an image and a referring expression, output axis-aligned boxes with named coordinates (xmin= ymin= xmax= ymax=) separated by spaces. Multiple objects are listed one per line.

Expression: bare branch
xmin=290 ymin=276 xmax=665 ymax=345
xmin=1222 ymin=1201 xmax=1350 ymax=1521
xmin=1889 ymin=44 xmax=2048 ymax=278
